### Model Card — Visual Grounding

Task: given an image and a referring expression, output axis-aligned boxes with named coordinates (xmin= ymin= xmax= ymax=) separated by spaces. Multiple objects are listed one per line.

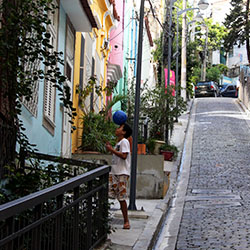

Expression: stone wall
xmin=73 ymin=153 xmax=166 ymax=199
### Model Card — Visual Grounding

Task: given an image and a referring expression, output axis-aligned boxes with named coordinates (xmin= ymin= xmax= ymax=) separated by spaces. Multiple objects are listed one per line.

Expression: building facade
xmin=71 ymin=0 xmax=120 ymax=153
xmin=20 ymin=0 xmax=97 ymax=157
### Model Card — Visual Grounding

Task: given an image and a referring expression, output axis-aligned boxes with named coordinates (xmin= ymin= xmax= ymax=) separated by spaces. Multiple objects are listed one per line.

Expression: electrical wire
xmin=147 ymin=0 xmax=164 ymax=29
xmin=110 ymin=19 xmax=133 ymax=41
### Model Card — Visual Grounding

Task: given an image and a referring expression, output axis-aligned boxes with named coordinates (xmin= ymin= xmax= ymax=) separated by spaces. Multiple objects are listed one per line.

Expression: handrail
xmin=0 ymin=165 xmax=110 ymax=220
xmin=26 ymin=151 xmax=107 ymax=166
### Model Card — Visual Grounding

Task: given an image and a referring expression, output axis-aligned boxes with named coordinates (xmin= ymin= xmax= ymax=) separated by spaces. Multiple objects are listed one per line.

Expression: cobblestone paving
xmin=176 ymin=98 xmax=250 ymax=250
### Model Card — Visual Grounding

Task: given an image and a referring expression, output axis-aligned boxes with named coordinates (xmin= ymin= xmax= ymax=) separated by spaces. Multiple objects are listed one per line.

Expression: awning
xmin=107 ymin=63 xmax=122 ymax=82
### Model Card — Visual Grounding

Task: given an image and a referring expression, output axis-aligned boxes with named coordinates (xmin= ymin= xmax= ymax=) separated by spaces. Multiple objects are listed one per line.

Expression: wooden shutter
xmin=43 ymin=0 xmax=58 ymax=129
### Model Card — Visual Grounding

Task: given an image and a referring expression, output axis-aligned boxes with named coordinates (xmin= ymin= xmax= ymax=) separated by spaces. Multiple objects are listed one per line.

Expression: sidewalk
xmin=97 ymin=100 xmax=194 ymax=250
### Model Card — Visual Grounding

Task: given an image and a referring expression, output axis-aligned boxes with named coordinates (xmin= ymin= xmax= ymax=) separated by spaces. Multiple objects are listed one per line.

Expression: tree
xmin=0 ymin=0 xmax=75 ymax=174
xmin=223 ymin=0 xmax=250 ymax=63
xmin=185 ymin=19 xmax=227 ymax=88
xmin=206 ymin=65 xmax=227 ymax=83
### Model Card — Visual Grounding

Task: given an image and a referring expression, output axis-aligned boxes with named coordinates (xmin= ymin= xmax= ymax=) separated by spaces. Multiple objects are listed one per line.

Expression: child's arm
xmin=106 ymin=142 xmax=128 ymax=160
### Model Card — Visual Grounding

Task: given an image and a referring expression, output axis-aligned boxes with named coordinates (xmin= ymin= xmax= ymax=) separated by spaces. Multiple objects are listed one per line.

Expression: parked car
xmin=219 ymin=84 xmax=238 ymax=98
xmin=219 ymin=84 xmax=229 ymax=92
xmin=195 ymin=81 xmax=219 ymax=98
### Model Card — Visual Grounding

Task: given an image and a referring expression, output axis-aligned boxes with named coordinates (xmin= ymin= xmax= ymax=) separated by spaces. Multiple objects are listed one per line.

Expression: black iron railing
xmin=0 ymin=165 xmax=110 ymax=250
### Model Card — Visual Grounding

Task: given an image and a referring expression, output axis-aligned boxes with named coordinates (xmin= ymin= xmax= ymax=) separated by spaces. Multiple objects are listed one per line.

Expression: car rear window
xmin=197 ymin=82 xmax=210 ymax=86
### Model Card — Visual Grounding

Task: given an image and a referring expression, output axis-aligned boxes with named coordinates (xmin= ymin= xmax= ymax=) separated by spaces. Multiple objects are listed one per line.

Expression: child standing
xmin=105 ymin=123 xmax=132 ymax=230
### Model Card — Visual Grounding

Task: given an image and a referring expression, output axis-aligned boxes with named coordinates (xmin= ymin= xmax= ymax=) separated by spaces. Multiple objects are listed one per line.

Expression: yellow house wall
xmin=90 ymin=1 xmax=114 ymax=111
xmin=72 ymin=32 xmax=83 ymax=153
xmin=72 ymin=1 xmax=115 ymax=153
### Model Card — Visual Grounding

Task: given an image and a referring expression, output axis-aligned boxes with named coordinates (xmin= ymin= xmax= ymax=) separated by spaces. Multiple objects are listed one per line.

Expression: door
xmin=61 ymin=21 xmax=75 ymax=157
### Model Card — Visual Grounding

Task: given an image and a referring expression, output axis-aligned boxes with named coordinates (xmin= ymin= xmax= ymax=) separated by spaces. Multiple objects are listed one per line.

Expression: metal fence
xmin=0 ymin=164 xmax=110 ymax=250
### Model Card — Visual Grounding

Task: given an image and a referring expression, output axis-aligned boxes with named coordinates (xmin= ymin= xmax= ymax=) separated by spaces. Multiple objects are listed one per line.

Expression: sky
xmin=188 ymin=0 xmax=231 ymax=24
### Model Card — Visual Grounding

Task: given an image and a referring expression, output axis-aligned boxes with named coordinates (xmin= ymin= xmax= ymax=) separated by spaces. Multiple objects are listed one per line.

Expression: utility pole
xmin=128 ymin=0 xmax=145 ymax=211
xmin=162 ymin=0 xmax=176 ymax=144
xmin=162 ymin=0 xmax=169 ymax=82
xmin=180 ymin=0 xmax=187 ymax=102
xmin=202 ymin=25 xmax=208 ymax=81
xmin=162 ymin=0 xmax=168 ymax=144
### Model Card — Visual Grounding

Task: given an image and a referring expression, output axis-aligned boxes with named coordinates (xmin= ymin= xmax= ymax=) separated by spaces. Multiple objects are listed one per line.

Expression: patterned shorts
xmin=109 ymin=175 xmax=129 ymax=201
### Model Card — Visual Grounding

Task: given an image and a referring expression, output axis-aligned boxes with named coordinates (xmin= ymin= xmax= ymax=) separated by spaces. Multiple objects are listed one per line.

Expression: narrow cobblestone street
xmin=178 ymin=97 xmax=250 ymax=250
xmin=155 ymin=97 xmax=250 ymax=250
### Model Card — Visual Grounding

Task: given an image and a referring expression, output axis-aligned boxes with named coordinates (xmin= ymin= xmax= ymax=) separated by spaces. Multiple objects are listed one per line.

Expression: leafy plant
xmin=0 ymin=159 xmax=88 ymax=205
xmin=0 ymin=0 xmax=76 ymax=170
xmin=77 ymin=76 xmax=126 ymax=153
xmin=224 ymin=0 xmax=250 ymax=63
xmin=159 ymin=143 xmax=178 ymax=159
xmin=146 ymin=138 xmax=156 ymax=154
xmin=80 ymin=112 xmax=117 ymax=153
xmin=140 ymin=83 xmax=186 ymax=142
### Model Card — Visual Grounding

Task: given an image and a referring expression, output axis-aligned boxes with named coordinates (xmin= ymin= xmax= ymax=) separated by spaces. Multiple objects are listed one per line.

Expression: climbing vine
xmin=0 ymin=0 xmax=76 ymax=168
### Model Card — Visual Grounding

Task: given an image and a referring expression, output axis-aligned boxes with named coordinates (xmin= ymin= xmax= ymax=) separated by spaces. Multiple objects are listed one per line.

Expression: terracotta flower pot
xmin=160 ymin=150 xmax=174 ymax=161
xmin=137 ymin=144 xmax=146 ymax=155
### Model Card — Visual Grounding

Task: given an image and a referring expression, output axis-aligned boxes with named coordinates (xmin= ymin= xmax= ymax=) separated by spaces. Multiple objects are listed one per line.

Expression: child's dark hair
xmin=122 ymin=123 xmax=132 ymax=138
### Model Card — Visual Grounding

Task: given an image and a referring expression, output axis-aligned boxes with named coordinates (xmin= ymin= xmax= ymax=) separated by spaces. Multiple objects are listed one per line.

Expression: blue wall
xmin=19 ymin=4 xmax=67 ymax=156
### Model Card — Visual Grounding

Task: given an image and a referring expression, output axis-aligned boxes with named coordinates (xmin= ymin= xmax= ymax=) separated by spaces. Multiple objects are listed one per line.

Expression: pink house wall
xmin=109 ymin=0 xmax=124 ymax=72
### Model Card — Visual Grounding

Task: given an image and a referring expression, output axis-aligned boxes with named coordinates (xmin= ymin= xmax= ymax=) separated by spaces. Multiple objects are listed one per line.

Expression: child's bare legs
xmin=119 ymin=200 xmax=130 ymax=229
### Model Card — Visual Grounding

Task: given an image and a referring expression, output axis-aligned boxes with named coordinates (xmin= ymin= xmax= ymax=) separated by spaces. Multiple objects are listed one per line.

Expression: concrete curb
xmin=235 ymin=99 xmax=250 ymax=130
xmin=133 ymin=99 xmax=195 ymax=250
xmin=236 ymin=99 xmax=250 ymax=115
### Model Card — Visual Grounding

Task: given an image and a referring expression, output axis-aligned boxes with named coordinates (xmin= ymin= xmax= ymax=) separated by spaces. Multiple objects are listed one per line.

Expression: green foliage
xmin=146 ymin=138 xmax=156 ymax=154
xmin=159 ymin=143 xmax=178 ymax=160
xmin=186 ymin=19 xmax=227 ymax=89
xmin=159 ymin=143 xmax=178 ymax=152
xmin=140 ymin=83 xmax=186 ymax=141
xmin=77 ymin=77 xmax=126 ymax=153
xmin=152 ymin=34 xmax=163 ymax=63
xmin=0 ymin=0 xmax=76 ymax=155
xmin=206 ymin=65 xmax=222 ymax=83
xmin=80 ymin=112 xmax=117 ymax=153
xmin=190 ymin=64 xmax=228 ymax=85
xmin=0 ymin=161 xmax=112 ymax=238
xmin=77 ymin=76 xmax=126 ymax=116
xmin=186 ymin=40 xmax=202 ymax=96
xmin=223 ymin=0 xmax=250 ymax=63
xmin=206 ymin=19 xmax=228 ymax=51
xmin=103 ymin=95 xmax=127 ymax=117
xmin=0 ymin=161 xmax=86 ymax=205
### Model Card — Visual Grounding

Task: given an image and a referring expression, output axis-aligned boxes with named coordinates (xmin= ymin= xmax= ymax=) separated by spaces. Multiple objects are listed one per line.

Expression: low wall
xmin=240 ymin=69 xmax=250 ymax=110
xmin=73 ymin=153 xmax=166 ymax=199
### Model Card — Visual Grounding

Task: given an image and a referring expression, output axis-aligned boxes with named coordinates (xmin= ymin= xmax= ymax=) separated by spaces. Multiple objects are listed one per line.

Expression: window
xmin=79 ymin=34 xmax=85 ymax=105
xmin=62 ymin=19 xmax=75 ymax=157
xmin=90 ymin=57 xmax=95 ymax=111
xmin=22 ymin=34 xmax=40 ymax=117
xmin=83 ymin=34 xmax=93 ymax=113
xmin=22 ymin=81 xmax=39 ymax=117
xmin=43 ymin=0 xmax=59 ymax=134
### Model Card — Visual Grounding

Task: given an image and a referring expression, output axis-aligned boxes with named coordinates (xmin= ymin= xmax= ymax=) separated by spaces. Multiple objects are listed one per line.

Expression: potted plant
xmin=159 ymin=144 xmax=178 ymax=161
xmin=79 ymin=112 xmax=117 ymax=153
xmin=139 ymin=83 xmax=187 ymax=145
xmin=76 ymin=77 xmax=126 ymax=154
xmin=146 ymin=138 xmax=156 ymax=154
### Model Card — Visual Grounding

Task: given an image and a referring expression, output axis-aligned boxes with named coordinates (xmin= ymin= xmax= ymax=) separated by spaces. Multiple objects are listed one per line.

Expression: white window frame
xmin=43 ymin=0 xmax=59 ymax=134
xmin=61 ymin=19 xmax=75 ymax=157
